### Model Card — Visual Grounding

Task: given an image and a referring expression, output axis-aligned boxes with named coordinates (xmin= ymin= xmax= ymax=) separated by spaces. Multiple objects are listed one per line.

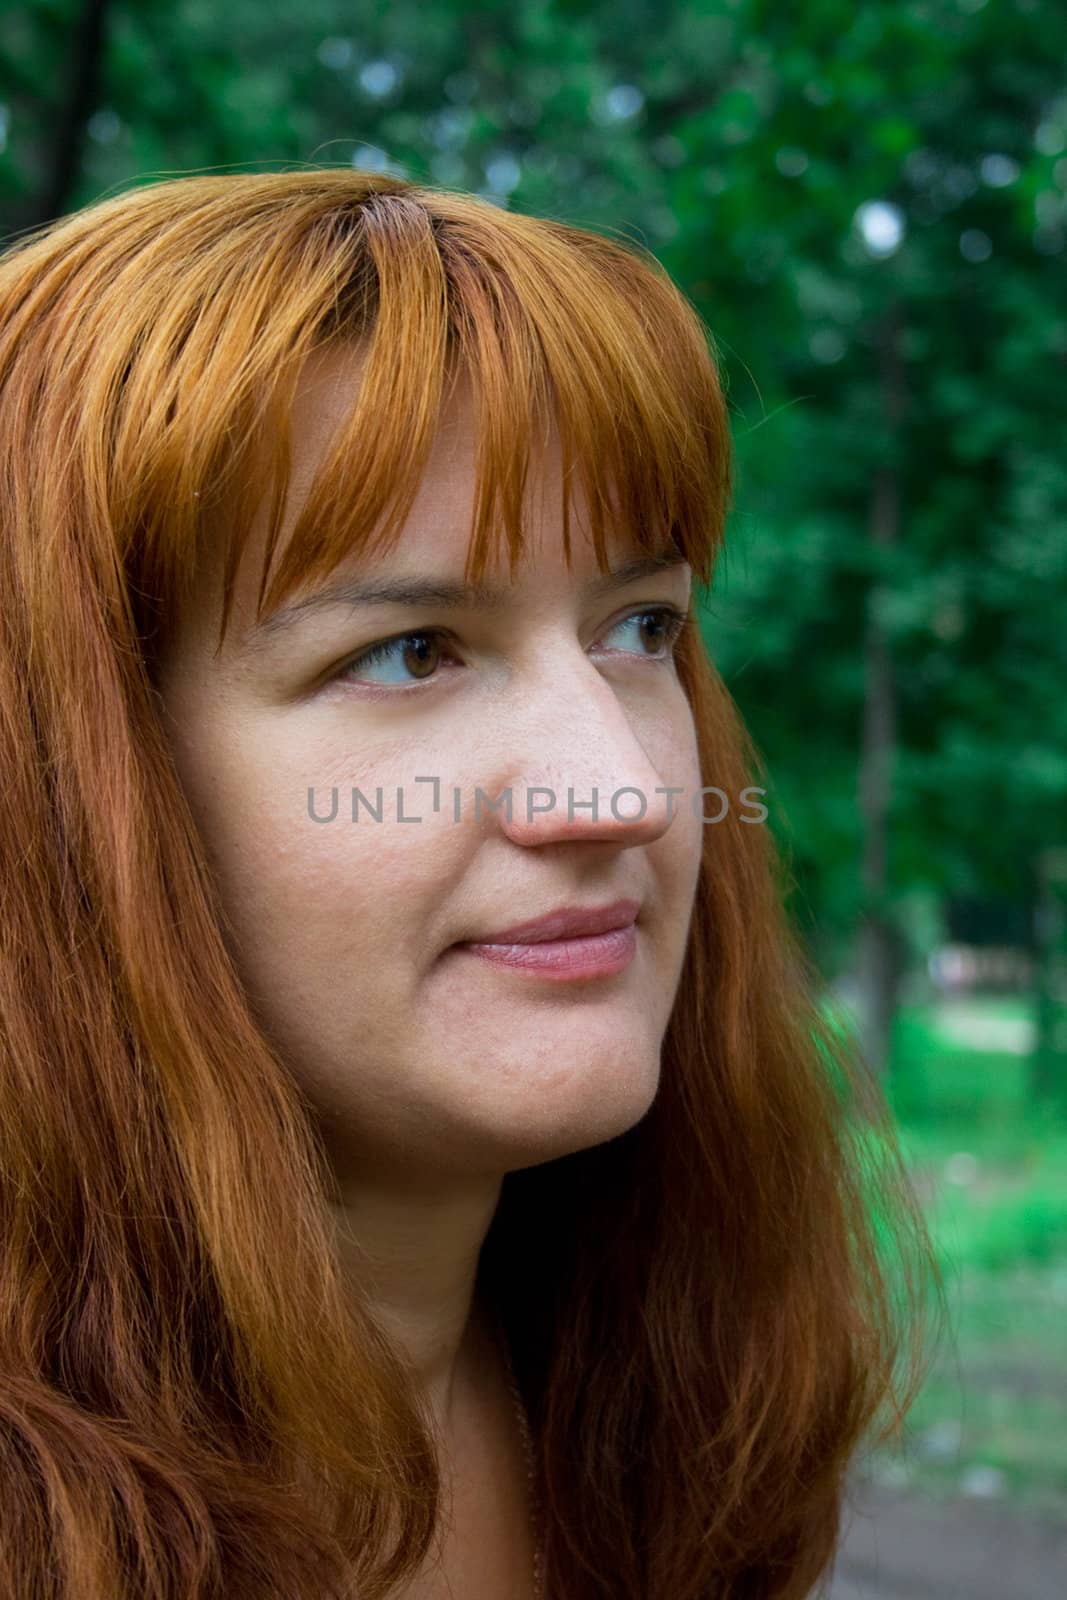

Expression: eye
xmin=334 ymin=629 xmax=458 ymax=688
xmin=598 ymin=605 xmax=690 ymax=660
xmin=331 ymin=604 xmax=691 ymax=691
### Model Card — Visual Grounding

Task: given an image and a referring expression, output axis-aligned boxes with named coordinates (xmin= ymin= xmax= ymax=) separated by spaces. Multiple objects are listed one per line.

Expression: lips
xmin=460 ymin=897 xmax=641 ymax=946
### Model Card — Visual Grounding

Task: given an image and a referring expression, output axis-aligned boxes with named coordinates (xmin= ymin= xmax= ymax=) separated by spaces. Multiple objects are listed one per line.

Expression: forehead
xmin=281 ymin=342 xmax=568 ymax=561
xmin=192 ymin=344 xmax=686 ymax=660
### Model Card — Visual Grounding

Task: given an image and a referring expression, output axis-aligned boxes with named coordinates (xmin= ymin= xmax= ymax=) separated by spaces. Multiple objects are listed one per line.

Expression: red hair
xmin=0 ymin=170 xmax=945 ymax=1598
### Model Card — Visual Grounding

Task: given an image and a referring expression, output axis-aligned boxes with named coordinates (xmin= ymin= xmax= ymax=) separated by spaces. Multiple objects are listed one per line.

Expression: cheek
xmin=203 ymin=755 xmax=462 ymax=1006
xmin=654 ymin=697 xmax=704 ymax=854
xmin=162 ymin=712 xmax=337 ymax=964
xmin=679 ymin=771 xmax=707 ymax=913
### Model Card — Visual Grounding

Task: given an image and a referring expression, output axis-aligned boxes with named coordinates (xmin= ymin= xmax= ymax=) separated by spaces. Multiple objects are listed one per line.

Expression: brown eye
xmin=638 ymin=613 xmax=668 ymax=651
xmin=337 ymin=630 xmax=448 ymax=687
xmin=398 ymin=635 xmax=441 ymax=679
xmin=602 ymin=606 xmax=688 ymax=659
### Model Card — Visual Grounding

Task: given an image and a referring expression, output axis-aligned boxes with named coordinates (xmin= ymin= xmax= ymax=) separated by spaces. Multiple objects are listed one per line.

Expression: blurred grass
xmin=888 ymin=994 xmax=1037 ymax=1124
xmin=842 ymin=993 xmax=1067 ymax=1519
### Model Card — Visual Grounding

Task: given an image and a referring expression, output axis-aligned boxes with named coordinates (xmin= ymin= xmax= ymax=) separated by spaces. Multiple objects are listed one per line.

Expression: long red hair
xmin=0 ymin=170 xmax=944 ymax=1599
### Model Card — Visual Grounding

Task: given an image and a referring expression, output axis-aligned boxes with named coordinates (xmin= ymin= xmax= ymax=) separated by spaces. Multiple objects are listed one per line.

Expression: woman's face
xmin=156 ymin=345 xmax=704 ymax=1186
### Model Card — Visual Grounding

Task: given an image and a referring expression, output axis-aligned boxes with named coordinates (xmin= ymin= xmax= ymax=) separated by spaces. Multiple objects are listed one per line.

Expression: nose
xmin=481 ymin=659 xmax=684 ymax=849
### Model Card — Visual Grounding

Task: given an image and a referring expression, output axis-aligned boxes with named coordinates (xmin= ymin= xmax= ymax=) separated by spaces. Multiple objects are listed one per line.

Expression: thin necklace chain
xmin=497 ymin=1323 xmax=545 ymax=1600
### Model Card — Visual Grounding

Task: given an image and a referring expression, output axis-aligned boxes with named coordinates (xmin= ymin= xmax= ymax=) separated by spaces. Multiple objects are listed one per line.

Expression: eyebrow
xmin=239 ymin=542 xmax=691 ymax=654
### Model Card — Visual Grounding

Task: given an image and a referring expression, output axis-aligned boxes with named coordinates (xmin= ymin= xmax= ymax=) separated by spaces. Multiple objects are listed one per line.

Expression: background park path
xmin=828 ymin=1476 xmax=1067 ymax=1599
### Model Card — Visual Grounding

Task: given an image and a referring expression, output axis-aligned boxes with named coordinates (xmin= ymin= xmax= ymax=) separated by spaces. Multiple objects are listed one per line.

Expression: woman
xmin=0 ymin=169 xmax=944 ymax=1599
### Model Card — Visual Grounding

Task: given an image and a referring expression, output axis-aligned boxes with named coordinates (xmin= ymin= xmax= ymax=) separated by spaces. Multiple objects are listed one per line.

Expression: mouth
xmin=461 ymin=897 xmax=641 ymax=946
xmin=451 ymin=899 xmax=640 ymax=982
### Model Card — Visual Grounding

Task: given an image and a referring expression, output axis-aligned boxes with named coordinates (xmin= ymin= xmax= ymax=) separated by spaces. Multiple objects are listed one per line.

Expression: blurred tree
xmin=650 ymin=0 xmax=1067 ymax=1077
xmin=34 ymin=0 xmax=112 ymax=226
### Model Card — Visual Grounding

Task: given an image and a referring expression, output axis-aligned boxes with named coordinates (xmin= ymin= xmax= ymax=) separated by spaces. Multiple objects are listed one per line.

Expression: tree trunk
xmin=30 ymin=0 xmax=111 ymax=228
xmin=857 ymin=301 xmax=905 ymax=1077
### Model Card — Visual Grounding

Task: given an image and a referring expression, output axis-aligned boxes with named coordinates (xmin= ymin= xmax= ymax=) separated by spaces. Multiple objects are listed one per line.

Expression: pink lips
xmin=453 ymin=897 xmax=640 ymax=982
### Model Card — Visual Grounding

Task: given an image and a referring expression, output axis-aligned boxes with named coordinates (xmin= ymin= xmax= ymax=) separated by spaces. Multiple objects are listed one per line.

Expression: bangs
xmin=69 ymin=175 xmax=732 ymax=659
